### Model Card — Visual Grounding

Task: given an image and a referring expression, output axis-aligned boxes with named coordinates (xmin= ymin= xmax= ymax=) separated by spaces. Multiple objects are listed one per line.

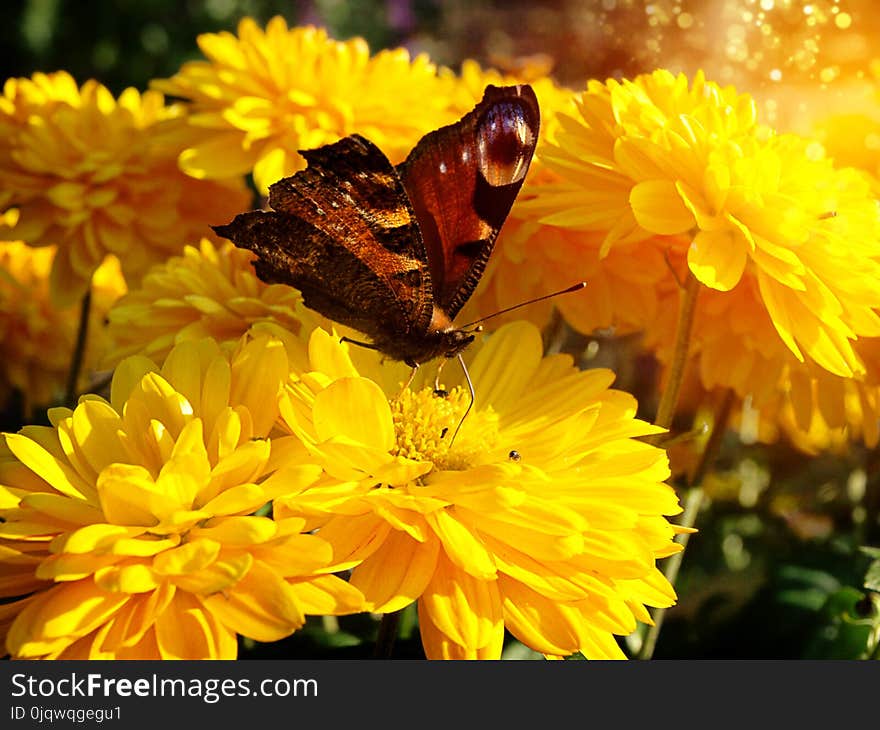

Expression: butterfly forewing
xmin=397 ymin=84 xmax=540 ymax=319
xmin=215 ymin=135 xmax=434 ymax=340
xmin=213 ymin=210 xmax=394 ymax=338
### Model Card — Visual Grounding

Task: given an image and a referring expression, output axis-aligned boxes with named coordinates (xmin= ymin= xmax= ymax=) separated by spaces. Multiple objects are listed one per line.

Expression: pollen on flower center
xmin=390 ymin=385 xmax=499 ymax=470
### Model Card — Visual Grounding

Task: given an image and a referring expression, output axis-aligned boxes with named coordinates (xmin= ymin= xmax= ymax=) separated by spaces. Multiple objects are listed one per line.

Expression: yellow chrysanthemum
xmin=521 ymin=69 xmax=880 ymax=382
xmin=0 ymin=335 xmax=363 ymax=659
xmin=772 ymin=101 xmax=880 ymax=450
xmin=152 ymin=17 xmax=456 ymax=193
xmin=0 ymin=230 xmax=126 ymax=414
xmin=103 ymin=238 xmax=322 ymax=372
xmin=273 ymin=321 xmax=683 ymax=659
xmin=0 ymin=71 xmax=250 ymax=306
xmin=644 ymin=228 xmax=880 ymax=452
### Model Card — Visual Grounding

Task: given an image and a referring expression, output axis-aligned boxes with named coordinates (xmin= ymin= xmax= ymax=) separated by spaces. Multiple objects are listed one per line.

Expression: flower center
xmin=390 ymin=385 xmax=500 ymax=471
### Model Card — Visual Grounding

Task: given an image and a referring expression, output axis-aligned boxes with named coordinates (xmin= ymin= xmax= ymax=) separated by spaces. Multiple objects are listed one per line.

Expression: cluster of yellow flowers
xmin=0 ymin=15 xmax=878 ymax=660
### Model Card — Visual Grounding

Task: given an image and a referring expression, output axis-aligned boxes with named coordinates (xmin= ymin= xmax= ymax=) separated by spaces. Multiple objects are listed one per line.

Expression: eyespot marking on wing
xmin=476 ymin=99 xmax=536 ymax=186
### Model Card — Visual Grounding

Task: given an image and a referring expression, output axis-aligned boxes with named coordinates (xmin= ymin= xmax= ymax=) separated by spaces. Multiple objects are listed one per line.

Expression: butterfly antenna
xmin=458 ymin=281 xmax=587 ymax=330
xmin=449 ymin=354 xmax=475 ymax=447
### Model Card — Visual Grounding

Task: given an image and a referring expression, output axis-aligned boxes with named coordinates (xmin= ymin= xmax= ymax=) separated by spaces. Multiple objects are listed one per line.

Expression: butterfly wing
xmin=397 ymin=84 xmax=540 ymax=320
xmin=213 ymin=135 xmax=434 ymax=342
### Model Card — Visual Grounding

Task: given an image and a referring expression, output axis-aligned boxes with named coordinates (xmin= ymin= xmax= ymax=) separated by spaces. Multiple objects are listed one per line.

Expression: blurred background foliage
xmin=3 ymin=0 xmax=880 ymax=659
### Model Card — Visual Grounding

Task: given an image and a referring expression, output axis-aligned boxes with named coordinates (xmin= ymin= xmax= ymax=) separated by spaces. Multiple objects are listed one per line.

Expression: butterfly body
xmin=213 ymin=84 xmax=540 ymax=367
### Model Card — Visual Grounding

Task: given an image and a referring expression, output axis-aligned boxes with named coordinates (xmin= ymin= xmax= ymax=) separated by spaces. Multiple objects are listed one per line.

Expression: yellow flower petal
xmin=189 ymin=515 xmax=277 ymax=545
xmin=35 ymin=553 xmax=122 ymax=582
xmin=201 ymin=440 xmax=271 ymax=505
xmin=20 ymin=493 xmax=104 ymax=525
xmin=350 ymin=530 xmax=440 ymax=613
xmin=200 ymin=482 xmax=267 ymax=516
xmin=308 ymin=328 xmax=361 ymax=379
xmin=307 ymin=513 xmax=392 ymax=571
xmin=630 ymin=180 xmax=694 ymax=234
xmin=313 ymin=377 xmax=395 ymax=450
xmin=500 ymin=578 xmax=582 ymax=656
xmin=171 ymin=553 xmax=253 ymax=594
xmin=8 ymin=581 xmax=130 ymax=650
xmin=154 ymin=591 xmax=234 ymax=659
xmin=98 ymin=582 xmax=176 ymax=651
xmin=4 ymin=432 xmax=93 ymax=501
xmin=51 ymin=523 xmax=146 ymax=554
xmin=69 ymin=399 xmax=127 ymax=478
xmin=468 ymin=321 xmax=542 ymax=412
xmin=252 ymin=146 xmax=289 ymax=193
xmin=229 ymin=336 xmax=289 ymax=436
xmin=253 ymin=533 xmax=331 ymax=576
xmin=426 ymin=509 xmax=496 ymax=580
xmin=96 ymin=464 xmax=170 ymax=526
xmin=202 ymin=560 xmax=305 ymax=642
xmin=417 ymin=599 xmax=503 ymax=659
xmin=94 ymin=563 xmax=159 ymax=593
xmin=286 ymin=574 xmax=366 ymax=615
xmin=152 ymin=539 xmax=221 ymax=575
xmin=178 ymin=133 xmax=258 ymax=179
xmin=687 ymin=228 xmax=748 ymax=292
xmin=420 ymin=554 xmax=503 ymax=652
xmin=110 ymin=356 xmax=156 ymax=413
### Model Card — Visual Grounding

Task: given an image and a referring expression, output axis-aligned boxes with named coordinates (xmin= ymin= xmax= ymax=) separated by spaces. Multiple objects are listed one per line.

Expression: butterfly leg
xmin=433 ymin=359 xmax=448 ymax=397
xmin=396 ymin=364 xmax=419 ymax=399
xmin=447 ymin=354 xmax=475 ymax=446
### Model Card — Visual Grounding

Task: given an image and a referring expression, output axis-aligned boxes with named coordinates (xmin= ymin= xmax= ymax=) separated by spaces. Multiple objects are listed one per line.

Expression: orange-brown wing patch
xmin=397 ymin=85 xmax=540 ymax=319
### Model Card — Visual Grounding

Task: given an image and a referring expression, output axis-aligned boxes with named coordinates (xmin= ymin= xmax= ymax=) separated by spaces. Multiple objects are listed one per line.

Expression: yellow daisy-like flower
xmin=103 ymin=238 xmax=322 ymax=372
xmin=152 ymin=17 xmax=455 ymax=193
xmin=0 ymin=230 xmax=126 ymax=414
xmin=521 ymin=69 xmax=880 ymax=381
xmin=0 ymin=71 xmax=250 ymax=306
xmin=0 ymin=335 xmax=363 ymax=659
xmin=274 ymin=321 xmax=683 ymax=659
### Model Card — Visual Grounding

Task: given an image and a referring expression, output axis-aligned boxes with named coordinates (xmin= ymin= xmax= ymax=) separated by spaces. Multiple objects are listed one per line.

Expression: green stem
xmin=650 ymin=269 xmax=701 ymax=439
xmin=638 ymin=389 xmax=735 ymax=660
xmin=373 ymin=610 xmax=402 ymax=659
xmin=65 ymin=288 xmax=92 ymax=408
xmin=638 ymin=488 xmax=703 ymax=660
xmin=688 ymin=389 xmax=736 ymax=489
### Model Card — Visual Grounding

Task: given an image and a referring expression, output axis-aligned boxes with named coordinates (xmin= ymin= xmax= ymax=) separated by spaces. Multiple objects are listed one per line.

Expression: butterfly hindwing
xmin=397 ymin=84 xmax=540 ymax=319
xmin=214 ymin=135 xmax=434 ymax=341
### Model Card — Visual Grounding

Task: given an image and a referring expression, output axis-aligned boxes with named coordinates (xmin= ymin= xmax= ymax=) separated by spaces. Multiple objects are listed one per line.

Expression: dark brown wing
xmin=397 ymin=84 xmax=540 ymax=319
xmin=213 ymin=135 xmax=434 ymax=341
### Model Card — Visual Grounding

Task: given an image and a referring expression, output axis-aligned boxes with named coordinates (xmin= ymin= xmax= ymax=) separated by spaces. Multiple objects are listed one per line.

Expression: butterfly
xmin=212 ymin=84 xmax=540 ymax=369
